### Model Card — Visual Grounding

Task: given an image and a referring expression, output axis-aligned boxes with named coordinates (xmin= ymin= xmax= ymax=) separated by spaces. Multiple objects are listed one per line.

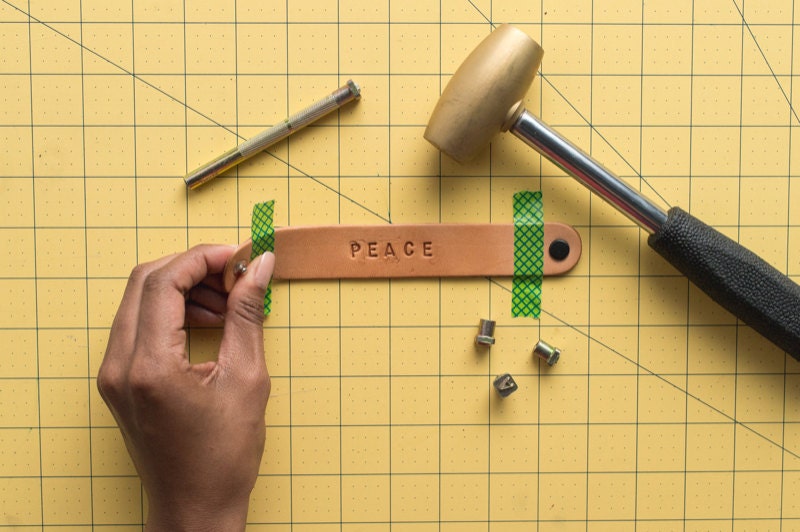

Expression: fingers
xmin=185 ymin=302 xmax=225 ymax=328
xmin=98 ymin=253 xmax=180 ymax=411
xmin=218 ymin=252 xmax=275 ymax=376
xmin=136 ymin=245 xmax=235 ymax=358
xmin=186 ymin=283 xmax=228 ymax=326
xmin=101 ymin=254 xmax=178 ymax=369
xmin=196 ymin=271 xmax=227 ymax=294
xmin=99 ymin=245 xmax=240 ymax=416
xmin=102 ymin=244 xmax=271 ymax=398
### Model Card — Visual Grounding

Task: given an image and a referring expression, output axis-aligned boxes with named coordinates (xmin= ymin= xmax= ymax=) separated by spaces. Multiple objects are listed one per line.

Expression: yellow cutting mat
xmin=2 ymin=0 xmax=800 ymax=529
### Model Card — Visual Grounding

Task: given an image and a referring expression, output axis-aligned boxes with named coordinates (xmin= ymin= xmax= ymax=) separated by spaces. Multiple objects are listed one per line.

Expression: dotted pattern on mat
xmin=2 ymin=0 xmax=800 ymax=528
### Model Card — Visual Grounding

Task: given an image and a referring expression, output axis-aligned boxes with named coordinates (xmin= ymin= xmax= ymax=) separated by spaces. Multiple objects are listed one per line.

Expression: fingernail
xmin=252 ymin=251 xmax=275 ymax=290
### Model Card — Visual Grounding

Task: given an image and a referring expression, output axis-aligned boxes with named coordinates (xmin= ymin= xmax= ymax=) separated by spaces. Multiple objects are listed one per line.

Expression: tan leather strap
xmin=223 ymin=223 xmax=581 ymax=291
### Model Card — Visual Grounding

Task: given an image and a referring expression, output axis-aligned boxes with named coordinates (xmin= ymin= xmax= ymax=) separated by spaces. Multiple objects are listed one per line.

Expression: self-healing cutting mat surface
xmin=2 ymin=0 xmax=800 ymax=529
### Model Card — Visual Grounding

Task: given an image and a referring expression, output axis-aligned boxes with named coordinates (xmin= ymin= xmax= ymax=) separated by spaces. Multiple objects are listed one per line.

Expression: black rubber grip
xmin=648 ymin=207 xmax=800 ymax=361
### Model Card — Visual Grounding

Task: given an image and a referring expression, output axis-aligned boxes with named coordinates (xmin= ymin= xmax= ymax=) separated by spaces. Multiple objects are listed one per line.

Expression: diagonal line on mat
xmin=0 ymin=2 xmax=230 ymax=136
xmin=731 ymin=0 xmax=800 ymax=126
xmin=487 ymin=277 xmax=800 ymax=463
xmin=536 ymin=73 xmax=672 ymax=210
xmin=465 ymin=11 xmax=672 ymax=210
xmin=464 ymin=0 xmax=493 ymax=24
xmin=1 ymin=0 xmax=389 ymax=224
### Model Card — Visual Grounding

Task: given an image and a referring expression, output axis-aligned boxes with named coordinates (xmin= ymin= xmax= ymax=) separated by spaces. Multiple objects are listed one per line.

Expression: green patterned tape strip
xmin=251 ymin=200 xmax=275 ymax=315
xmin=512 ymin=191 xmax=544 ymax=318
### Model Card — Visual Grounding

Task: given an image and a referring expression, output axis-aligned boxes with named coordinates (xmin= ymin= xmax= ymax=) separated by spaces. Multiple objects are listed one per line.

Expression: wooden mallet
xmin=425 ymin=24 xmax=800 ymax=360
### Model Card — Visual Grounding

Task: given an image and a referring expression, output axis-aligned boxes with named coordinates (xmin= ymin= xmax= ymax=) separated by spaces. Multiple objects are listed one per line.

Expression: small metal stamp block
xmin=533 ymin=339 xmax=561 ymax=366
xmin=475 ymin=318 xmax=496 ymax=346
xmin=493 ymin=373 xmax=518 ymax=397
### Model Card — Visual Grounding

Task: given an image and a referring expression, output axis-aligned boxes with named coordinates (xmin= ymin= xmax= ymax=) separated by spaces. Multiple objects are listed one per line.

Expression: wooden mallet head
xmin=424 ymin=24 xmax=544 ymax=163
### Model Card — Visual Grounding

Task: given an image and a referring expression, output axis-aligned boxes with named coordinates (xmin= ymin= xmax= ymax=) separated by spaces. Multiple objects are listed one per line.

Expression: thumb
xmin=219 ymin=251 xmax=275 ymax=373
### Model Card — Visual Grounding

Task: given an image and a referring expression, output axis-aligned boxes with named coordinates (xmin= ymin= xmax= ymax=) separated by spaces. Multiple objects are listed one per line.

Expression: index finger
xmin=136 ymin=244 xmax=236 ymax=358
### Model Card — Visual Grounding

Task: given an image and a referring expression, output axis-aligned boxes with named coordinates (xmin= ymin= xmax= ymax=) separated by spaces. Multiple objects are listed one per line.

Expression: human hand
xmin=97 ymin=245 xmax=275 ymax=531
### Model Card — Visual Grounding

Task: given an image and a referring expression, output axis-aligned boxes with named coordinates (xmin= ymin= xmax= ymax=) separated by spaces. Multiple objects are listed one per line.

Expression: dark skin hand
xmin=97 ymin=245 xmax=275 ymax=531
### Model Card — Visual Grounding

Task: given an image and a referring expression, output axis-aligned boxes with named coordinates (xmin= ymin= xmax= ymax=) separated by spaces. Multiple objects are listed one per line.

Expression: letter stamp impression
xmin=349 ymin=239 xmax=434 ymax=263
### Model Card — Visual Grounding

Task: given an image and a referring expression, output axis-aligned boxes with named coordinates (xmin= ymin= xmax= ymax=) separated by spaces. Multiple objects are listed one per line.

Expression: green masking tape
xmin=251 ymin=200 xmax=275 ymax=315
xmin=512 ymin=190 xmax=544 ymax=318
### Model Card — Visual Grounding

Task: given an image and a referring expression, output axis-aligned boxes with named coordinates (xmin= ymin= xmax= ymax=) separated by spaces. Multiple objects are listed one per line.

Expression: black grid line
xmin=2 ymin=0 xmax=799 ymax=528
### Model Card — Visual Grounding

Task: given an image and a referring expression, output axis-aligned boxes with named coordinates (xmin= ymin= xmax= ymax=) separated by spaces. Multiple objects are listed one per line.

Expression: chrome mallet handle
xmin=510 ymin=110 xmax=668 ymax=234
xmin=507 ymin=108 xmax=800 ymax=360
